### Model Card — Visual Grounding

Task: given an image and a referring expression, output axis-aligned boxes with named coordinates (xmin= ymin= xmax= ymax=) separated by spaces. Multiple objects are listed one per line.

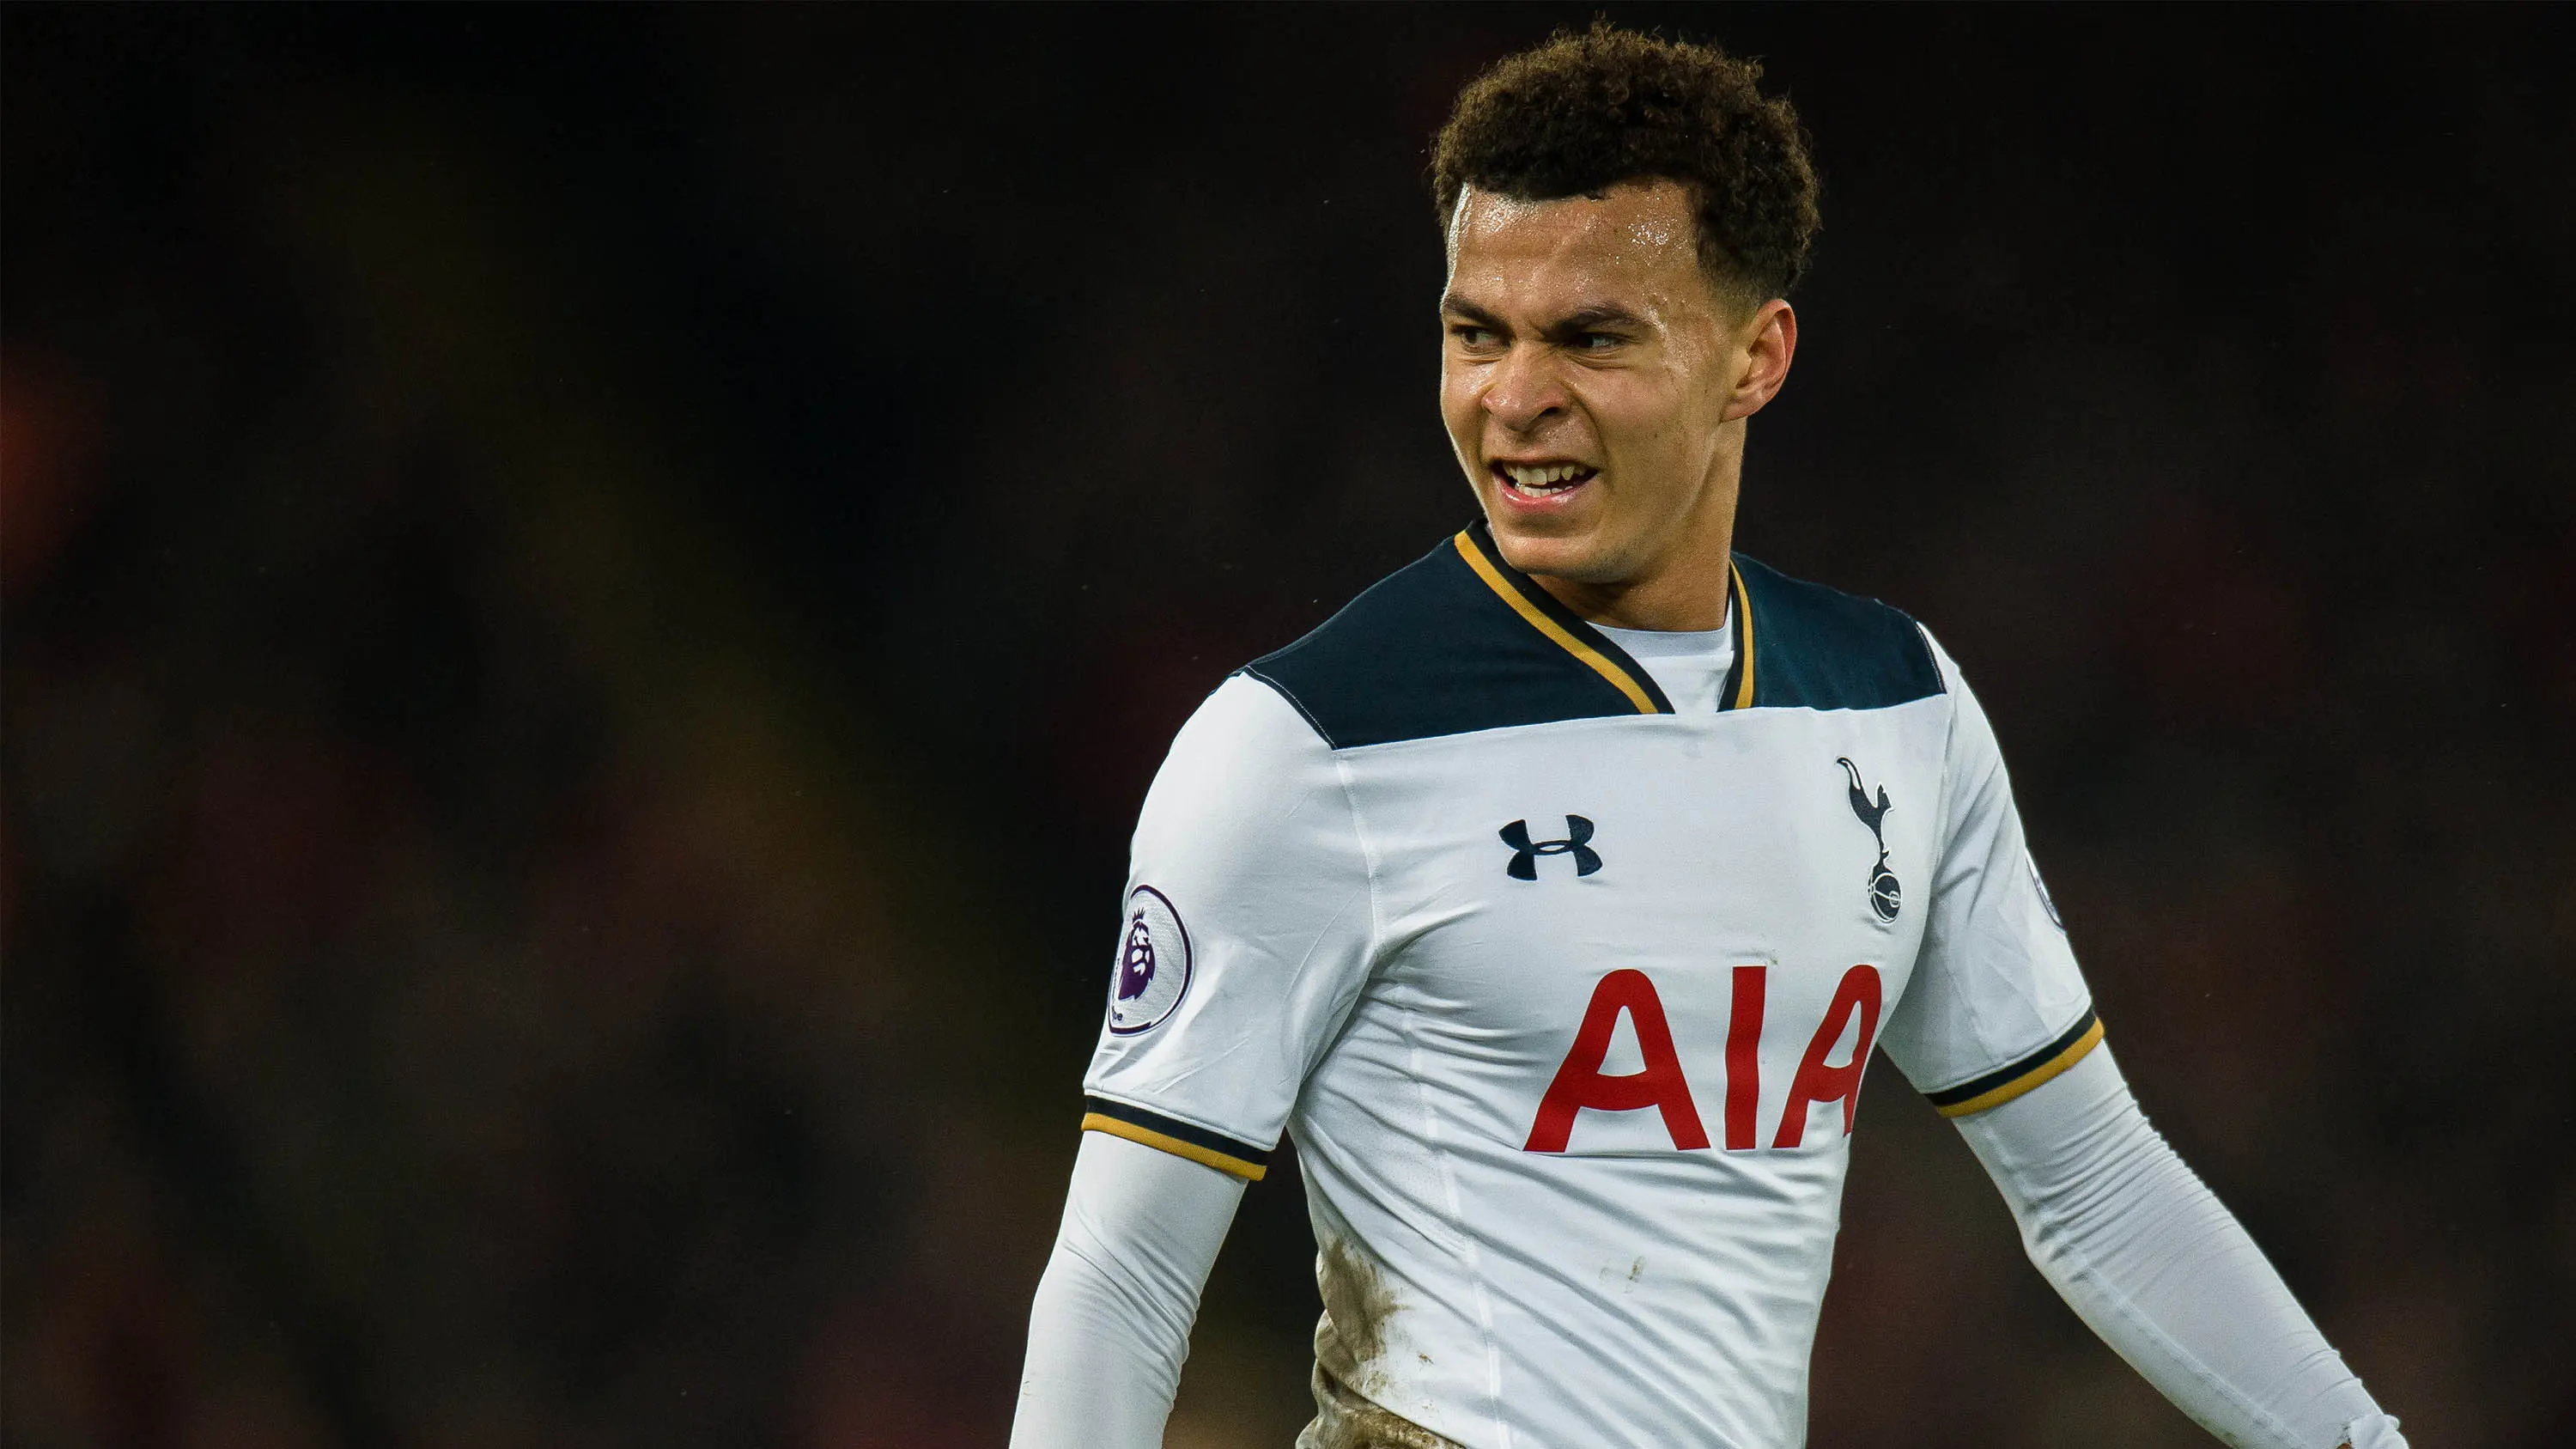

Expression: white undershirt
xmin=1594 ymin=606 xmax=1736 ymax=715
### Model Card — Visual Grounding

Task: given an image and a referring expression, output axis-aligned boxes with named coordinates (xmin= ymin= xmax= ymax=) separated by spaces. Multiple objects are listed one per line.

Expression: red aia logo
xmin=1523 ymin=965 xmax=1881 ymax=1154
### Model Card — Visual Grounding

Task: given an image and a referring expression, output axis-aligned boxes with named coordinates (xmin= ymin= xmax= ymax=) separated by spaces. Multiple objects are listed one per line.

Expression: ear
xmin=1720 ymin=299 xmax=1797 ymax=423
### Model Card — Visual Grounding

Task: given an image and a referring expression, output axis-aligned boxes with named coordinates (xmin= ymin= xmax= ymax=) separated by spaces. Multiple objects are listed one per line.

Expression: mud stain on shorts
xmin=1300 ymin=1238 xmax=1459 ymax=1449
xmin=1297 ymin=1365 xmax=1464 ymax=1449
xmin=1316 ymin=1234 xmax=1398 ymax=1372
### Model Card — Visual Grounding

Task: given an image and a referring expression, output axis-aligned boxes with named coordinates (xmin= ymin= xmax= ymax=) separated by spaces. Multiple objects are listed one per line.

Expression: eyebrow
xmin=1437 ymin=296 xmax=1648 ymax=342
xmin=1541 ymin=305 xmax=1647 ymax=341
xmin=1438 ymin=296 xmax=1508 ymax=331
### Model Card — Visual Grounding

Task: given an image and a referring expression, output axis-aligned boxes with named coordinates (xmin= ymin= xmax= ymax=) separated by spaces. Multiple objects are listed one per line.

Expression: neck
xmin=1528 ymin=544 xmax=1733 ymax=630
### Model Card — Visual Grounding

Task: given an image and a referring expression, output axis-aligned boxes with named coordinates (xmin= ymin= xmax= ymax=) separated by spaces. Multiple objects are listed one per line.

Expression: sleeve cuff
xmin=1080 ymin=1095 xmax=1272 ymax=1180
xmin=1924 ymin=1008 xmax=2105 ymax=1118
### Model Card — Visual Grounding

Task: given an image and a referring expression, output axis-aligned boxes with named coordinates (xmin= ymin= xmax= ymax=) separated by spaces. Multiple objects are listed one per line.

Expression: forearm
xmin=1012 ymin=1130 xmax=1247 ymax=1449
xmin=1955 ymin=1046 xmax=2403 ymax=1449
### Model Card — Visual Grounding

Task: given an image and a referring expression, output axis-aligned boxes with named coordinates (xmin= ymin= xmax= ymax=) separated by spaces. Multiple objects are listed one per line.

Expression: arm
xmin=1880 ymin=632 xmax=2403 ymax=1446
xmin=1956 ymin=1044 xmax=2404 ymax=1449
xmin=1011 ymin=1132 xmax=1246 ymax=1449
xmin=1012 ymin=673 xmax=1376 ymax=1446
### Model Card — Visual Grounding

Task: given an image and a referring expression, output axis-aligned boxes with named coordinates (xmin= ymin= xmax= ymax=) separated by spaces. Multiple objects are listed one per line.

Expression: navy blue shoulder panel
xmin=1242 ymin=533 xmax=1650 ymax=749
xmin=1735 ymin=554 xmax=1946 ymax=710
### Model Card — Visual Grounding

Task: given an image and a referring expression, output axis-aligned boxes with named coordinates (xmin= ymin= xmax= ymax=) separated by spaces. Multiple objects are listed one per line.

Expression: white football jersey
xmin=1080 ymin=523 xmax=2098 ymax=1449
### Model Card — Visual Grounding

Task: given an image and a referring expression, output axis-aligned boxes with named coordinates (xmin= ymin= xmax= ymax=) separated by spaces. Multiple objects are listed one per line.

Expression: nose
xmin=1481 ymin=342 xmax=1569 ymax=435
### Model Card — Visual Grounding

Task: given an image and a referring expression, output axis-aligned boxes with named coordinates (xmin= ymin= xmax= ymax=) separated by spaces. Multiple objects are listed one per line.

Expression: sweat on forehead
xmin=1444 ymin=183 xmax=1735 ymax=306
xmin=1449 ymin=180 xmax=1697 ymax=247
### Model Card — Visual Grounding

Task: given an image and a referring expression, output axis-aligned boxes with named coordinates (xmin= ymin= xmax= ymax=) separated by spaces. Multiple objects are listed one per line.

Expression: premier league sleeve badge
xmin=1106 ymin=885 xmax=1194 ymax=1034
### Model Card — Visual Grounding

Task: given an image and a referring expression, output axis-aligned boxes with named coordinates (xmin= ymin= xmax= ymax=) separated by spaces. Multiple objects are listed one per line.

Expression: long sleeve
xmin=1010 ymin=1131 xmax=1247 ymax=1449
xmin=1017 ymin=673 xmax=1369 ymax=1446
xmin=1954 ymin=1044 xmax=2404 ymax=1449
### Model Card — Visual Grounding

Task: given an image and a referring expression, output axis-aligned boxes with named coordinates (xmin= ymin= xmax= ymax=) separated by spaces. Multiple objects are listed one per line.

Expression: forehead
xmin=1443 ymin=180 xmax=1704 ymax=309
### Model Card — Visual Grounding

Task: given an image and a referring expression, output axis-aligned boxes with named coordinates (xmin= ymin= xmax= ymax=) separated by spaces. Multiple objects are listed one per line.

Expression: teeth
xmin=1502 ymin=463 xmax=1593 ymax=490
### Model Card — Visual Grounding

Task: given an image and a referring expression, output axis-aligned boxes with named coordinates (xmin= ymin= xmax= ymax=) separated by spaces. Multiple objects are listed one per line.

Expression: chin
xmin=1486 ymin=514 xmax=1621 ymax=582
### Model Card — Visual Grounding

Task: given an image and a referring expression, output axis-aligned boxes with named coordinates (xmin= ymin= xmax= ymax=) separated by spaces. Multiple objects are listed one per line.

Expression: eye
xmin=1449 ymin=323 xmax=1503 ymax=349
xmin=1574 ymin=331 xmax=1625 ymax=351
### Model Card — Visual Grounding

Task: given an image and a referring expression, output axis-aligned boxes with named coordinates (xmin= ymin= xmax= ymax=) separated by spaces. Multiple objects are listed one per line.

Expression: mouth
xmin=1489 ymin=459 xmax=1600 ymax=507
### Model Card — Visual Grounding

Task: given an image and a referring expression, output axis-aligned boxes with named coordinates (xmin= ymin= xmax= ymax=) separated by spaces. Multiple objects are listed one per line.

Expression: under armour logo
xmin=1838 ymin=758 xmax=1902 ymax=922
xmin=1500 ymin=816 xmax=1601 ymax=880
xmin=1116 ymin=910 xmax=1157 ymax=1001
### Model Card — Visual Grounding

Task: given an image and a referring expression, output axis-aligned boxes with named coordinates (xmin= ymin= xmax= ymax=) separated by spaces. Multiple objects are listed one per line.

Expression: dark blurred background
xmin=5 ymin=5 xmax=2571 ymax=1446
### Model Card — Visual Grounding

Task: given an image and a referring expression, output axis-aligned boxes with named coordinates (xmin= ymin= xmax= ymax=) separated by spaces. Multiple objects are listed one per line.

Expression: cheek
xmin=1437 ymin=364 xmax=1480 ymax=432
xmin=1611 ymin=363 xmax=1722 ymax=449
xmin=1583 ymin=381 xmax=1680 ymax=461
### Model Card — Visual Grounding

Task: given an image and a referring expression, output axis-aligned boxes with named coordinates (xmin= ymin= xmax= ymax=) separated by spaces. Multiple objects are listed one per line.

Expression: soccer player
xmin=1012 ymin=27 xmax=2406 ymax=1449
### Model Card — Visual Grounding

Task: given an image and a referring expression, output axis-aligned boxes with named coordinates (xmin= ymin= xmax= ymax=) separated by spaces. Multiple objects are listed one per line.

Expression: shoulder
xmin=1157 ymin=672 xmax=1335 ymax=785
xmin=1240 ymin=527 xmax=1662 ymax=749
xmin=1133 ymin=674 xmax=1366 ymax=908
xmin=1733 ymin=554 xmax=1945 ymax=712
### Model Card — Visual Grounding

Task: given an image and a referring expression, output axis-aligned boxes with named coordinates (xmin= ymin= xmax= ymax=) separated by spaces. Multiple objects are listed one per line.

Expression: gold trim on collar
xmin=1452 ymin=532 xmax=1661 ymax=715
xmin=1728 ymin=563 xmax=1756 ymax=710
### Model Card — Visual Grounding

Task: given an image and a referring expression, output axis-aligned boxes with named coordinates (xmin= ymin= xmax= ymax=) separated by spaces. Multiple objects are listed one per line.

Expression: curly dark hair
xmin=1432 ymin=24 xmax=1820 ymax=304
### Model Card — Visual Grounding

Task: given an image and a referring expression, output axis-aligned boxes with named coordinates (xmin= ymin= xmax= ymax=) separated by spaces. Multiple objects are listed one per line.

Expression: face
xmin=1440 ymin=180 xmax=1795 ymax=618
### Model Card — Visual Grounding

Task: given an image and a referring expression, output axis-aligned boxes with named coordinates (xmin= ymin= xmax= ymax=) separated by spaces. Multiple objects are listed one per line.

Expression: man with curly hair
xmin=1013 ymin=26 xmax=2406 ymax=1449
